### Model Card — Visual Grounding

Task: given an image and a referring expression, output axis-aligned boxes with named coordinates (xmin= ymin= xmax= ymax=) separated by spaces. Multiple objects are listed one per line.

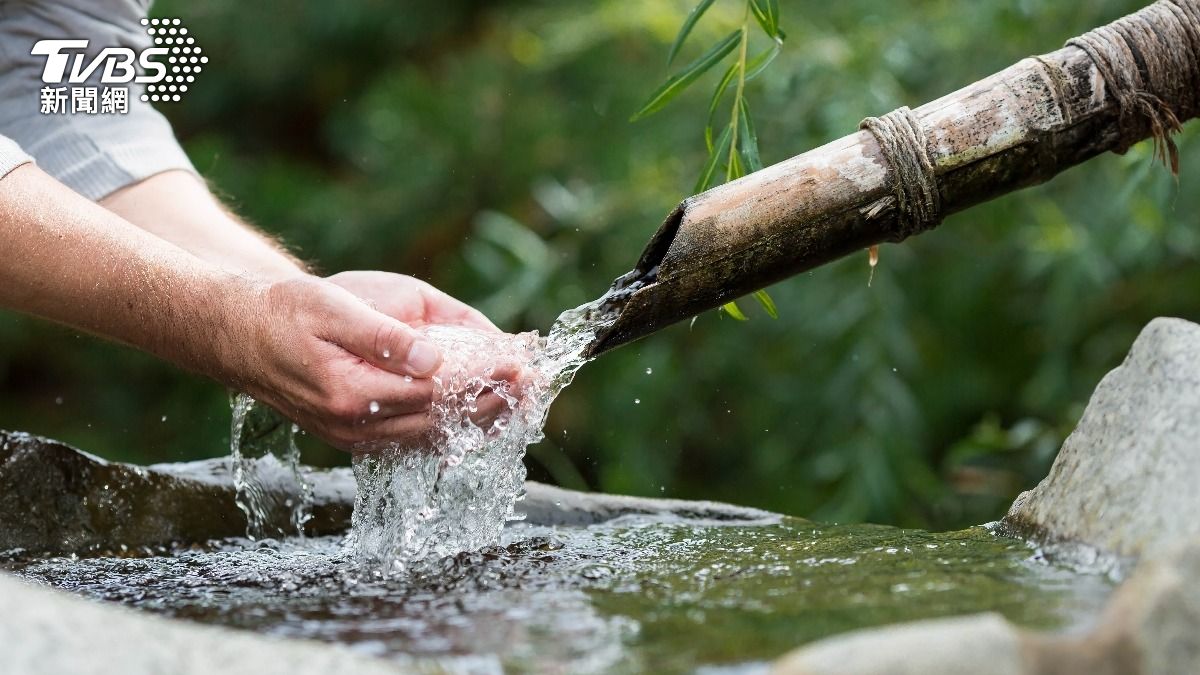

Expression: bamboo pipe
xmin=585 ymin=0 xmax=1200 ymax=357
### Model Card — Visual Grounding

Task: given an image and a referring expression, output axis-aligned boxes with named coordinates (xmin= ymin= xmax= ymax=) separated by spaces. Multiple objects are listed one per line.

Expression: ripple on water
xmin=4 ymin=516 xmax=1116 ymax=674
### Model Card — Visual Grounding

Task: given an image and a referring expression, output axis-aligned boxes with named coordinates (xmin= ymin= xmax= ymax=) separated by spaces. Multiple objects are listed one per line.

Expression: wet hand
xmin=326 ymin=270 xmax=498 ymax=333
xmin=233 ymin=276 xmax=446 ymax=451
xmin=326 ymin=271 xmax=521 ymax=438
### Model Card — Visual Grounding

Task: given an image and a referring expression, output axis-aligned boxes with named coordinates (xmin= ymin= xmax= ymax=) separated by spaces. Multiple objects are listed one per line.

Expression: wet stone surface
xmin=4 ymin=515 xmax=1113 ymax=674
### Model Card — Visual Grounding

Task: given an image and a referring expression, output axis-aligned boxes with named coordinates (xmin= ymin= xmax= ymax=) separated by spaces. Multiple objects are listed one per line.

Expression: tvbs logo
xmin=33 ymin=17 xmax=205 ymax=114
xmin=34 ymin=40 xmax=169 ymax=84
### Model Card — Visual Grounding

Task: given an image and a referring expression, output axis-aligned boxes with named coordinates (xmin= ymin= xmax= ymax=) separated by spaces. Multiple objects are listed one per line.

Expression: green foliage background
xmin=2 ymin=0 xmax=1197 ymax=529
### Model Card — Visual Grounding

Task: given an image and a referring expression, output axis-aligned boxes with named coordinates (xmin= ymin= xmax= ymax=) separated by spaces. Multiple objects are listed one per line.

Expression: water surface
xmin=5 ymin=514 xmax=1112 ymax=674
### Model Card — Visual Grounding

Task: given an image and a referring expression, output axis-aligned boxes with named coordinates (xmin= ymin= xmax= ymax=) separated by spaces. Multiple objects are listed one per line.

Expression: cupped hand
xmin=233 ymin=275 xmax=518 ymax=452
xmin=229 ymin=275 xmax=444 ymax=450
xmin=326 ymin=270 xmax=498 ymax=333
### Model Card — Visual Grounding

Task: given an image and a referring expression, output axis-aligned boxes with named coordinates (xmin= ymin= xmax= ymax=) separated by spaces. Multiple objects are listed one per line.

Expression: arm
xmin=100 ymin=169 xmax=500 ymax=333
xmin=0 ymin=162 xmax=454 ymax=450
xmin=2 ymin=0 xmax=497 ymax=336
xmin=100 ymin=170 xmax=306 ymax=280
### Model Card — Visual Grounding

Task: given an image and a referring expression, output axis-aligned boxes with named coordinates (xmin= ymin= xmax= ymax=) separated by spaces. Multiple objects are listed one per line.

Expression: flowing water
xmin=231 ymin=287 xmax=628 ymax=569
xmin=229 ymin=393 xmax=313 ymax=540
xmin=1 ymin=283 xmax=1117 ymax=671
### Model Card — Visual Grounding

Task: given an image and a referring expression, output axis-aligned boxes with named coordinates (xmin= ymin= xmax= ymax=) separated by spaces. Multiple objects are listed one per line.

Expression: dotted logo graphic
xmin=138 ymin=17 xmax=206 ymax=103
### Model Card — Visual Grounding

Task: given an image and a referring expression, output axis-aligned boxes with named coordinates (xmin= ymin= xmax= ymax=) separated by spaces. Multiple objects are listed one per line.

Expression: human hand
xmin=226 ymin=276 xmax=446 ymax=451
xmin=326 ymin=270 xmax=499 ymax=332
xmin=327 ymin=271 xmax=524 ymax=445
xmin=231 ymin=275 xmax=519 ymax=452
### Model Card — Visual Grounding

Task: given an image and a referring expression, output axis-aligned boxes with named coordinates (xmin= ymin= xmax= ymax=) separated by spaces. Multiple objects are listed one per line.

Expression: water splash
xmin=227 ymin=278 xmax=637 ymax=565
xmin=348 ymin=294 xmax=618 ymax=572
xmin=229 ymin=394 xmax=313 ymax=540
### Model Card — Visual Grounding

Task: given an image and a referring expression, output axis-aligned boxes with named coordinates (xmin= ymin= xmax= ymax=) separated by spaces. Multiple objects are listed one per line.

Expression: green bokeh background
xmin=2 ymin=0 xmax=1196 ymax=530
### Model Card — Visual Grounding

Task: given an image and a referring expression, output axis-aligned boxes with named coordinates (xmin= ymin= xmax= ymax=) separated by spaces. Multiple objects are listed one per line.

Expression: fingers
xmin=254 ymin=276 xmax=527 ymax=453
xmin=468 ymin=390 xmax=515 ymax=428
xmin=323 ymin=270 xmax=499 ymax=333
xmin=353 ymin=368 xmax=436 ymax=418
xmin=321 ymin=288 xmax=444 ymax=377
xmin=416 ymin=282 xmax=501 ymax=332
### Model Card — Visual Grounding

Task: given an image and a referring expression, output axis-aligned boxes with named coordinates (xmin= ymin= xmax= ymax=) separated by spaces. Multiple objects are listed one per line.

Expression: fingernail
xmin=406 ymin=340 xmax=442 ymax=375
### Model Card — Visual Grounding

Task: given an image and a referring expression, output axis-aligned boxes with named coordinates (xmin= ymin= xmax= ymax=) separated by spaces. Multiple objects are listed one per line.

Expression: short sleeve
xmin=0 ymin=134 xmax=33 ymax=181
xmin=0 ymin=0 xmax=197 ymax=200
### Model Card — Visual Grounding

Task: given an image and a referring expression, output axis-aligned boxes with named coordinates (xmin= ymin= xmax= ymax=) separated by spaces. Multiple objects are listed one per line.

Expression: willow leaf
xmin=631 ymin=30 xmax=741 ymax=121
xmin=705 ymin=61 xmax=738 ymax=150
xmin=667 ymin=0 xmax=718 ymax=66
xmin=722 ymin=301 xmax=749 ymax=321
xmin=745 ymin=42 xmax=781 ymax=82
xmin=753 ymin=289 xmax=778 ymax=318
xmin=726 ymin=146 xmax=744 ymax=182
xmin=749 ymin=0 xmax=777 ymax=37
xmin=695 ymin=123 xmax=733 ymax=193
xmin=738 ymin=98 xmax=762 ymax=172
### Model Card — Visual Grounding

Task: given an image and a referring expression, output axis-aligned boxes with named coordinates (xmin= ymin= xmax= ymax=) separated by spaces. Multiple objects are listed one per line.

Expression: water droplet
xmin=404 ymin=375 xmax=413 ymax=383
xmin=382 ymin=349 xmax=391 ymax=358
xmin=369 ymin=401 xmax=380 ymax=414
xmin=634 ymin=398 xmax=641 ymax=404
xmin=645 ymin=367 xmax=653 ymax=375
xmin=161 ymin=415 xmax=168 ymax=422
xmin=55 ymin=396 xmax=63 ymax=405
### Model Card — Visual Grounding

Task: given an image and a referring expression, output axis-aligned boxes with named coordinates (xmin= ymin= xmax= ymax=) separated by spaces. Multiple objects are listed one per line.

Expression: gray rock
xmin=0 ymin=430 xmax=353 ymax=554
xmin=770 ymin=613 xmax=1028 ymax=675
xmin=1000 ymin=317 xmax=1200 ymax=563
xmin=0 ymin=572 xmax=413 ymax=675
xmin=774 ymin=317 xmax=1200 ymax=675
xmin=1076 ymin=536 xmax=1200 ymax=675
xmin=517 ymin=481 xmax=779 ymax=526
xmin=0 ymin=430 xmax=777 ymax=554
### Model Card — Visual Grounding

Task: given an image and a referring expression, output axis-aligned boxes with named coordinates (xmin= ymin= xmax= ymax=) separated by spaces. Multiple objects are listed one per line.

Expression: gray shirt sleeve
xmin=0 ymin=134 xmax=33 ymax=180
xmin=0 ymin=0 xmax=196 ymax=200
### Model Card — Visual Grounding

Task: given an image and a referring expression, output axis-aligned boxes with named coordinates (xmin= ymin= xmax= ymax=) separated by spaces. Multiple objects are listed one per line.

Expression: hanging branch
xmin=632 ymin=0 xmax=785 ymax=320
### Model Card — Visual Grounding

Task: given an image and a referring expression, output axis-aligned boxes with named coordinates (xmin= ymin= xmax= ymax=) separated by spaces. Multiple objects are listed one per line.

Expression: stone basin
xmin=1 ymin=432 xmax=1110 ymax=674
xmin=4 ymin=317 xmax=1200 ymax=674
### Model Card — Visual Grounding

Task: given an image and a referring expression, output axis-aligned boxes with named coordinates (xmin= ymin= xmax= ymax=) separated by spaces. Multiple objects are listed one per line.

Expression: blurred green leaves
xmin=466 ymin=211 xmax=555 ymax=326
xmin=1 ymin=0 xmax=1196 ymax=531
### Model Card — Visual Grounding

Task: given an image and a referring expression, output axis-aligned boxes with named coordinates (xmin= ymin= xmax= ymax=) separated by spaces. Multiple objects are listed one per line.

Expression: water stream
xmin=1 ymin=281 xmax=1118 ymax=671
xmin=230 ymin=284 xmax=631 ymax=569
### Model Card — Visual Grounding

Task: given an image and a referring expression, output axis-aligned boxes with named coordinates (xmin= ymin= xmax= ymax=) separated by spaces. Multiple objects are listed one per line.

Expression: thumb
xmin=330 ymin=293 xmax=443 ymax=377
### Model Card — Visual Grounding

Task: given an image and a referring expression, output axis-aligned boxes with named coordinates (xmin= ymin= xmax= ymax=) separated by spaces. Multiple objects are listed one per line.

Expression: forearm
xmin=0 ymin=164 xmax=256 ymax=385
xmin=101 ymin=170 xmax=307 ymax=280
xmin=0 ymin=161 xmax=512 ymax=453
